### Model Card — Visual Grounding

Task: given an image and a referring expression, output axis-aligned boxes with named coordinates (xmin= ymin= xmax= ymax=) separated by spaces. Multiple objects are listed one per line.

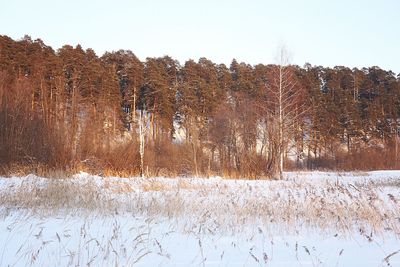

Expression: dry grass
xmin=0 ymin=163 xmax=76 ymax=179
xmin=141 ymin=180 xmax=173 ymax=191
xmin=0 ymin=213 xmax=158 ymax=267
xmin=0 ymin=175 xmax=399 ymax=237
xmin=0 ymin=174 xmax=399 ymax=266
xmin=369 ymin=179 xmax=400 ymax=188
xmin=0 ymin=178 xmax=120 ymax=216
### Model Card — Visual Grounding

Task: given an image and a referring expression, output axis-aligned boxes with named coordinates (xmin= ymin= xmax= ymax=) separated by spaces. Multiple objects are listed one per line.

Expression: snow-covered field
xmin=0 ymin=171 xmax=399 ymax=266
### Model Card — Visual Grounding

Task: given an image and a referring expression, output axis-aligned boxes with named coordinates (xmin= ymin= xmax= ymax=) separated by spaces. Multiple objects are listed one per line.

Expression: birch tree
xmin=138 ymin=109 xmax=149 ymax=178
xmin=265 ymin=46 xmax=306 ymax=179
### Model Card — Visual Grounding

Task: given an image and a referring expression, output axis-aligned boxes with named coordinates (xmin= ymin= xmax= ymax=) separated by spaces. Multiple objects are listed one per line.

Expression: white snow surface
xmin=0 ymin=171 xmax=399 ymax=266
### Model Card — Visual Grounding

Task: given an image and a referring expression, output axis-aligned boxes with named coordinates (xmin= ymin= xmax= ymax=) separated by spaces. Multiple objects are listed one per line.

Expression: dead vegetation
xmin=0 ymin=175 xmax=399 ymax=238
xmin=0 ymin=173 xmax=399 ymax=266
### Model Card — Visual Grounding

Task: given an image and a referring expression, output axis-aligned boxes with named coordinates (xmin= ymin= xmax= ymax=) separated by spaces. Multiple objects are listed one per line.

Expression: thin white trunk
xmin=139 ymin=110 xmax=145 ymax=177
xmin=192 ymin=141 xmax=198 ymax=177
xmin=132 ymin=87 xmax=136 ymax=130
xmin=279 ymin=64 xmax=284 ymax=180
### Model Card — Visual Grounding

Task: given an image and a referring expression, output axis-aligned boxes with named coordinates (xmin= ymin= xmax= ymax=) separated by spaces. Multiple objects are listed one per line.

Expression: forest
xmin=1 ymin=35 xmax=399 ymax=178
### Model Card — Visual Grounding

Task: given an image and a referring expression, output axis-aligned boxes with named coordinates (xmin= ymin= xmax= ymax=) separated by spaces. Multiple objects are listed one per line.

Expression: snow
xmin=0 ymin=171 xmax=400 ymax=266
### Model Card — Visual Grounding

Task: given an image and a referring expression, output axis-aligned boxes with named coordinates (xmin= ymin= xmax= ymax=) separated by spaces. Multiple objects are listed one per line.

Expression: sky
xmin=1 ymin=0 xmax=399 ymax=73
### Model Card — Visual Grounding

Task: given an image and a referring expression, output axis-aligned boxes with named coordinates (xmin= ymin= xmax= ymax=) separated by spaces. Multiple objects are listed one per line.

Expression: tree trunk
xmin=139 ymin=110 xmax=145 ymax=177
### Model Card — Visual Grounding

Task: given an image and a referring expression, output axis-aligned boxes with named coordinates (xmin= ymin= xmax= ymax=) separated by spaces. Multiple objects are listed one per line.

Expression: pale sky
xmin=1 ymin=0 xmax=399 ymax=73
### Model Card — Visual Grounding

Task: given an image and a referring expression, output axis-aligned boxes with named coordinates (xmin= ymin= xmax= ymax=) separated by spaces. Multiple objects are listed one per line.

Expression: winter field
xmin=0 ymin=171 xmax=399 ymax=266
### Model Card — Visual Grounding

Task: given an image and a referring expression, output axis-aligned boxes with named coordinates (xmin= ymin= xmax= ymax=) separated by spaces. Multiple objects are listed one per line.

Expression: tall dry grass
xmin=1 ymin=175 xmax=399 ymax=237
xmin=0 ymin=174 xmax=399 ymax=266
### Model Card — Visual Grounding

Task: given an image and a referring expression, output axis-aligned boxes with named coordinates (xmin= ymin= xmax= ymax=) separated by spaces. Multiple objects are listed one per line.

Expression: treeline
xmin=0 ymin=35 xmax=399 ymax=178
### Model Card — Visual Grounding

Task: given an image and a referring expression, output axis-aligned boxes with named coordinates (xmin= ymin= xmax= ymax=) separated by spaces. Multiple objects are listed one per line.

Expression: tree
xmin=101 ymin=50 xmax=144 ymax=130
xmin=138 ymin=109 xmax=148 ymax=177
xmin=265 ymin=46 xmax=306 ymax=179
xmin=2 ymin=34 xmax=400 ymax=175
xmin=140 ymin=56 xmax=178 ymax=140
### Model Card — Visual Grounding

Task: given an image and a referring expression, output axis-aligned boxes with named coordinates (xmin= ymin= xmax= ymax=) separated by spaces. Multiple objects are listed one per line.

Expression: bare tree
xmin=138 ymin=109 xmax=148 ymax=177
xmin=265 ymin=46 xmax=306 ymax=179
